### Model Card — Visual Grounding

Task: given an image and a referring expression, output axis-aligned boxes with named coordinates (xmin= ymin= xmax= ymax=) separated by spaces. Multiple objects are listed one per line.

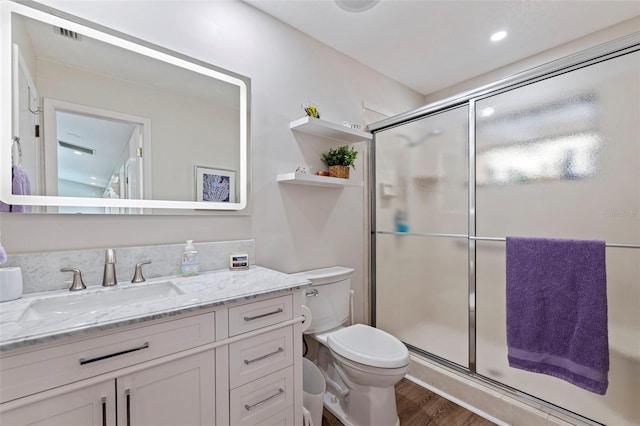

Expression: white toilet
xmin=294 ymin=267 xmax=409 ymax=426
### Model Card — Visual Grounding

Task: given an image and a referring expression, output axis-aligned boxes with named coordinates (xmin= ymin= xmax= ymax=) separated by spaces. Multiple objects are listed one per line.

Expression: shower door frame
xmin=369 ymin=32 xmax=640 ymax=424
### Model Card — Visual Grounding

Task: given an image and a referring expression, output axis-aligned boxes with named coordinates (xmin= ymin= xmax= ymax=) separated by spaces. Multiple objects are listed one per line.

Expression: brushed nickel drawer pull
xmin=244 ymin=388 xmax=285 ymax=411
xmin=79 ymin=342 xmax=150 ymax=365
xmin=244 ymin=347 xmax=284 ymax=365
xmin=101 ymin=397 xmax=107 ymax=426
xmin=243 ymin=308 xmax=283 ymax=322
xmin=125 ymin=389 xmax=131 ymax=426
xmin=305 ymin=289 xmax=319 ymax=297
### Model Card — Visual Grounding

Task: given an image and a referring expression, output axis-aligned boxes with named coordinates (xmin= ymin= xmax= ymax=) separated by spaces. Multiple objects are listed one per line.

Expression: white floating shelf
xmin=290 ymin=116 xmax=372 ymax=142
xmin=277 ymin=173 xmax=363 ymax=188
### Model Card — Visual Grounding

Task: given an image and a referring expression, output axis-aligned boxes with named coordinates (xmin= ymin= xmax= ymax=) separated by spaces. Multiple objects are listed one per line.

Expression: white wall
xmin=58 ymin=179 xmax=104 ymax=214
xmin=1 ymin=0 xmax=423 ymax=324
xmin=424 ymin=16 xmax=640 ymax=104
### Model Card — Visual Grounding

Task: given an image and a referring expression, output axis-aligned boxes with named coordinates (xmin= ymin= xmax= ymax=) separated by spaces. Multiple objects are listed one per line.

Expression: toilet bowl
xmin=294 ymin=267 xmax=409 ymax=426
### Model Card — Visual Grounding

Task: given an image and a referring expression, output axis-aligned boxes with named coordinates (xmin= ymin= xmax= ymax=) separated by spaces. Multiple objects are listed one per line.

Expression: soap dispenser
xmin=181 ymin=240 xmax=200 ymax=276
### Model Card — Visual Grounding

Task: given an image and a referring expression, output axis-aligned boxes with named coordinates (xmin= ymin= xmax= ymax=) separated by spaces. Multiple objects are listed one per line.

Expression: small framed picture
xmin=230 ymin=253 xmax=249 ymax=270
xmin=195 ymin=166 xmax=236 ymax=203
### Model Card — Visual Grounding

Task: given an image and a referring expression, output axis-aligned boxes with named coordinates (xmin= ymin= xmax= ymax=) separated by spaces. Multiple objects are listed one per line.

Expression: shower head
xmin=398 ymin=128 xmax=444 ymax=147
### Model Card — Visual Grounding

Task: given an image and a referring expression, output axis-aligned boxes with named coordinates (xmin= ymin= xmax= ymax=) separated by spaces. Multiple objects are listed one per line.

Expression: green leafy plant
xmin=321 ymin=145 xmax=358 ymax=169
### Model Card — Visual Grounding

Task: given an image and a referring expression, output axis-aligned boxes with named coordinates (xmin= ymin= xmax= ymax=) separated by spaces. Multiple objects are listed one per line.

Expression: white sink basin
xmin=19 ymin=282 xmax=184 ymax=322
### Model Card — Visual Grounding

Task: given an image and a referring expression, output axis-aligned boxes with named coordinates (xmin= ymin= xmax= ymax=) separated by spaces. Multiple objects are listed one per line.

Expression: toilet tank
xmin=292 ymin=266 xmax=354 ymax=334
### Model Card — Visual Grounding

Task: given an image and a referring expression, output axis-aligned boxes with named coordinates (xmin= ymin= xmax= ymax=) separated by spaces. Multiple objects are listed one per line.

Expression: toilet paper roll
xmin=300 ymin=304 xmax=312 ymax=333
xmin=0 ymin=267 xmax=23 ymax=302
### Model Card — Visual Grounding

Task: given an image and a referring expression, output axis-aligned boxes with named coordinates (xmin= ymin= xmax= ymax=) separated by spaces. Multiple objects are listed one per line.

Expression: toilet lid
xmin=327 ymin=324 xmax=410 ymax=369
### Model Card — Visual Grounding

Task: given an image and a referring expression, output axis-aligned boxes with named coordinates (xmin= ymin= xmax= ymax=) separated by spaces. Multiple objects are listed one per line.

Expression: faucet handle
xmin=131 ymin=260 xmax=152 ymax=283
xmin=61 ymin=268 xmax=87 ymax=291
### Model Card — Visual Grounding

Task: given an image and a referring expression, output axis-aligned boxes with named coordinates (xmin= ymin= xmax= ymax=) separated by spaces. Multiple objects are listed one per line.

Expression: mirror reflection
xmin=52 ymin=107 xmax=146 ymax=214
xmin=2 ymin=3 xmax=249 ymax=213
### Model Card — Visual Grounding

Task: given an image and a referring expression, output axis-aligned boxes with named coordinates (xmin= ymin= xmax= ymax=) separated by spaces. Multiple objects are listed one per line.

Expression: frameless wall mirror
xmin=0 ymin=1 xmax=250 ymax=214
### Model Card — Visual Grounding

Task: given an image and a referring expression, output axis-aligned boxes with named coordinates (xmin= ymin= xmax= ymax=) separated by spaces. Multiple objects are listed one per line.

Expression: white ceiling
xmin=246 ymin=0 xmax=640 ymax=95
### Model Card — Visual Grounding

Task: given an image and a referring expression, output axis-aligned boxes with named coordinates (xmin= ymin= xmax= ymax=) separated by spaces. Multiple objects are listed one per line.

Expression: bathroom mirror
xmin=0 ymin=1 xmax=250 ymax=213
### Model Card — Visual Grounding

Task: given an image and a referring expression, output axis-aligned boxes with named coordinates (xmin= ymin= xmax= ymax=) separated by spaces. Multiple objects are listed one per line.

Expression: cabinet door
xmin=116 ymin=350 xmax=215 ymax=426
xmin=0 ymin=380 xmax=115 ymax=426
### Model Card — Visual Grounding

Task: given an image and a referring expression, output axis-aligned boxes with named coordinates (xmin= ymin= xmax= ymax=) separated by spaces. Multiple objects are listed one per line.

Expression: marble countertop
xmin=0 ymin=266 xmax=310 ymax=352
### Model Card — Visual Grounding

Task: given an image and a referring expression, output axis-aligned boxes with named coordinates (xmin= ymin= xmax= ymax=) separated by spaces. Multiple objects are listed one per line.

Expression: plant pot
xmin=329 ymin=165 xmax=350 ymax=179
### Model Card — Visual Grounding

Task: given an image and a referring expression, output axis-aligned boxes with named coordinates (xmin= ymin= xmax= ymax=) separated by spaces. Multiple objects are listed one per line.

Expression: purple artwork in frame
xmin=195 ymin=166 xmax=236 ymax=203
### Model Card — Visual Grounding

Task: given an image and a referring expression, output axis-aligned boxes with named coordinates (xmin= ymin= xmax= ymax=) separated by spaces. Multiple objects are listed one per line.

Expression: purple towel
xmin=0 ymin=241 xmax=6 ymax=264
xmin=506 ymin=237 xmax=609 ymax=395
xmin=0 ymin=166 xmax=32 ymax=213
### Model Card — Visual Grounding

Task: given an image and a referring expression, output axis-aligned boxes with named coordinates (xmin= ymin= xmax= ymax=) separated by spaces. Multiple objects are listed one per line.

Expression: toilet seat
xmin=327 ymin=324 xmax=410 ymax=369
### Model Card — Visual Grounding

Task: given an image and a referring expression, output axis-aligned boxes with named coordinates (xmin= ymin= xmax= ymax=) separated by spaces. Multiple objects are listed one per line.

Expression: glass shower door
xmin=475 ymin=51 xmax=640 ymax=425
xmin=374 ymin=106 xmax=469 ymax=367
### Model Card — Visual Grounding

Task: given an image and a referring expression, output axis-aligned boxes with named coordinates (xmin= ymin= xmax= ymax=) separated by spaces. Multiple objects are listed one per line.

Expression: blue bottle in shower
xmin=394 ymin=209 xmax=409 ymax=233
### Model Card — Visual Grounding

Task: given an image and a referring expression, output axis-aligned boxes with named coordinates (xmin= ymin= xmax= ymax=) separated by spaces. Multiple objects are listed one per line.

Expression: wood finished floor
xmin=322 ymin=378 xmax=495 ymax=426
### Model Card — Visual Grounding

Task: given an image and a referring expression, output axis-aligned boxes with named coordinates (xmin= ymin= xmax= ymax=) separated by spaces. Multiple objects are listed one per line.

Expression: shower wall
xmin=373 ymin=47 xmax=639 ymax=425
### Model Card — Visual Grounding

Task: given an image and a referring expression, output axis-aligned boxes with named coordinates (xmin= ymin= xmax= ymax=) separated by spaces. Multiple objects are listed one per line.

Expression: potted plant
xmin=321 ymin=145 xmax=358 ymax=179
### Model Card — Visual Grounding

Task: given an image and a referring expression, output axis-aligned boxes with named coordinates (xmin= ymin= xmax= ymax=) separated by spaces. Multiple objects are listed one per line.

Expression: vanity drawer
xmin=229 ymin=295 xmax=292 ymax=336
xmin=229 ymin=326 xmax=293 ymax=389
xmin=230 ymin=367 xmax=293 ymax=426
xmin=0 ymin=312 xmax=215 ymax=403
xmin=255 ymin=405 xmax=295 ymax=426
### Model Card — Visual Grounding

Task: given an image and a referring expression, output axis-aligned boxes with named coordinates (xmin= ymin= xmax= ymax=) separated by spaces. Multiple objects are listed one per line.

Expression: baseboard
xmin=404 ymin=373 xmax=508 ymax=425
xmin=407 ymin=355 xmax=584 ymax=426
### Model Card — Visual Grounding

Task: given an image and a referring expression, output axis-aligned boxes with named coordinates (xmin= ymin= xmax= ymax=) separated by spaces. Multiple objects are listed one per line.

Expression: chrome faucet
xmin=60 ymin=268 xmax=87 ymax=291
xmin=102 ymin=248 xmax=118 ymax=287
xmin=131 ymin=260 xmax=152 ymax=283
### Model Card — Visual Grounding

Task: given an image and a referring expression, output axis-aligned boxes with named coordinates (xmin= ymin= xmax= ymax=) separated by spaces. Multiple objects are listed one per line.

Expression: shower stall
xmin=370 ymin=35 xmax=639 ymax=425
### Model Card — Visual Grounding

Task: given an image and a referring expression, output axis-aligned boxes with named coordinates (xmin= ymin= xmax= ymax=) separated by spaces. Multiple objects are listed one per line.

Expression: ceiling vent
xmin=58 ymin=140 xmax=95 ymax=155
xmin=335 ymin=0 xmax=379 ymax=13
xmin=54 ymin=26 xmax=81 ymax=41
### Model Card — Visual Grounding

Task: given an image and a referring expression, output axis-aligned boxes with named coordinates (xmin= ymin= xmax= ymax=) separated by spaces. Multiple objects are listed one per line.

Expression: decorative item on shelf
xmin=329 ymin=165 xmax=350 ymax=179
xmin=295 ymin=167 xmax=308 ymax=174
xmin=302 ymin=102 xmax=320 ymax=118
xmin=315 ymin=171 xmax=330 ymax=177
xmin=342 ymin=121 xmax=361 ymax=130
xmin=321 ymin=145 xmax=358 ymax=179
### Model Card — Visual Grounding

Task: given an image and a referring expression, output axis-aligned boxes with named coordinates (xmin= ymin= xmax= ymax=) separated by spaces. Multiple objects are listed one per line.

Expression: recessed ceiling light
xmin=90 ymin=176 xmax=97 ymax=180
xmin=491 ymin=30 xmax=507 ymax=42
xmin=335 ymin=0 xmax=379 ymax=13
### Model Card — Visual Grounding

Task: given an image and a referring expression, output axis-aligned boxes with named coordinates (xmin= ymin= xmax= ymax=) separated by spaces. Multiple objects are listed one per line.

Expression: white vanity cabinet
xmin=116 ymin=350 xmax=216 ymax=425
xmin=0 ymin=312 xmax=217 ymax=426
xmin=225 ymin=295 xmax=299 ymax=426
xmin=0 ymin=289 xmax=305 ymax=426
xmin=0 ymin=380 xmax=115 ymax=426
xmin=1 ymin=351 xmax=215 ymax=426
